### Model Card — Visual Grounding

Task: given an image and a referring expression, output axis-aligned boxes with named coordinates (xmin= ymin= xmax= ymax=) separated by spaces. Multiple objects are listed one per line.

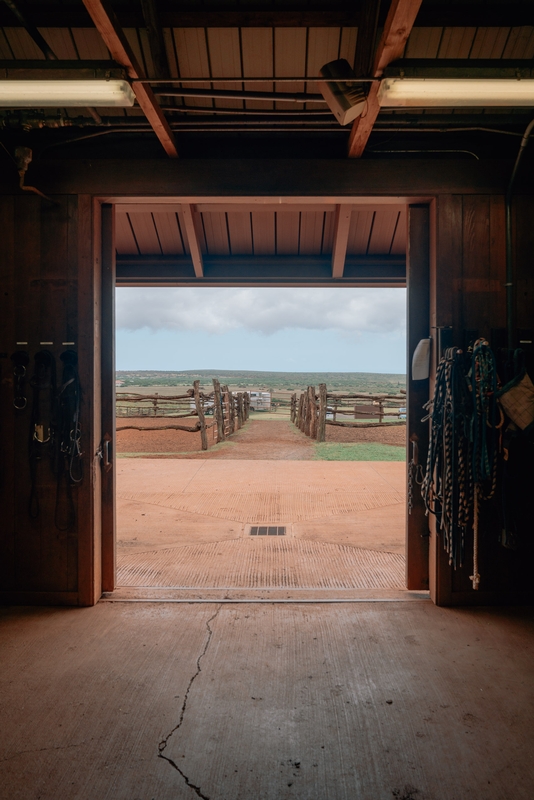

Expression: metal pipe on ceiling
xmin=153 ymin=88 xmax=326 ymax=103
xmin=136 ymin=77 xmax=377 ymax=84
xmin=159 ymin=107 xmax=333 ymax=117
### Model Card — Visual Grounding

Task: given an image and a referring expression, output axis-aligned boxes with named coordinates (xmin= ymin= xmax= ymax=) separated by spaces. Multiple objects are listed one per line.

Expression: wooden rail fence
xmin=290 ymin=385 xmax=406 ymax=442
xmin=116 ymin=379 xmax=250 ymax=451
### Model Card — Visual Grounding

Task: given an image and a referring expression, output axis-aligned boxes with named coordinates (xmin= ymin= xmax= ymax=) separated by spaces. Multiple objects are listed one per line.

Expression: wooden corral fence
xmin=290 ymin=384 xmax=406 ymax=442
xmin=116 ymin=379 xmax=250 ymax=451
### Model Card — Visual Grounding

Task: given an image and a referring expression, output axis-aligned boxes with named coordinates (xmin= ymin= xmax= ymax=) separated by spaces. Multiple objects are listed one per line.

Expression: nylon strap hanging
xmin=28 ymin=350 xmax=56 ymax=519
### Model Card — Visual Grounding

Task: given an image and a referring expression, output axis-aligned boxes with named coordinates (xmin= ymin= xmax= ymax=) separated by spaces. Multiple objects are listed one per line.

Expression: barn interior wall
xmin=431 ymin=193 xmax=533 ymax=604
xmin=0 ymin=194 xmax=102 ymax=606
xmin=0 ymin=177 xmax=532 ymax=607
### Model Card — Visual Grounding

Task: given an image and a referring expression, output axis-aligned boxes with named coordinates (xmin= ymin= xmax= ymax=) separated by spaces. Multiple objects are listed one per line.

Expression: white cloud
xmin=115 ymin=287 xmax=406 ymax=336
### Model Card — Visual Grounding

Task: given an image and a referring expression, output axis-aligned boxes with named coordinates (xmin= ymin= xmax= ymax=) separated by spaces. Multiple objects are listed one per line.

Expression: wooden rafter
xmin=348 ymin=0 xmax=423 ymax=159
xmin=331 ymin=205 xmax=353 ymax=278
xmin=181 ymin=205 xmax=204 ymax=278
xmin=81 ymin=0 xmax=178 ymax=158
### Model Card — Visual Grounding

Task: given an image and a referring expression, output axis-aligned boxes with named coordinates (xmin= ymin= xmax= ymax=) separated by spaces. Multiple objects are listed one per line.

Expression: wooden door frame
xmin=98 ymin=196 xmax=434 ymax=599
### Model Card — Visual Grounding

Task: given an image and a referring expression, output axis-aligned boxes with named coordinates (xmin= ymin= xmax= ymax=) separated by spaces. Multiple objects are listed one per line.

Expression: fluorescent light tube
xmin=378 ymin=78 xmax=534 ymax=107
xmin=0 ymin=79 xmax=135 ymax=107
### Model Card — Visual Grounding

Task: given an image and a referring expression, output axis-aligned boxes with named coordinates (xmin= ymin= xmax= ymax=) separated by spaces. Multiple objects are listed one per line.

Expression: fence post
xmin=317 ymin=383 xmax=327 ymax=442
xmin=307 ymin=385 xmax=317 ymax=439
xmin=236 ymin=392 xmax=244 ymax=429
xmin=212 ymin=378 xmax=225 ymax=442
xmin=299 ymin=392 xmax=306 ymax=432
xmin=153 ymin=392 xmax=158 ymax=416
xmin=193 ymin=380 xmax=208 ymax=451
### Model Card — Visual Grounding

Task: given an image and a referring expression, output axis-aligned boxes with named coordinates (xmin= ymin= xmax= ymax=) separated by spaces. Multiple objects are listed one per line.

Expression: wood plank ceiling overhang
xmin=0 ymin=0 xmax=533 ymax=156
xmin=114 ymin=201 xmax=407 ymax=286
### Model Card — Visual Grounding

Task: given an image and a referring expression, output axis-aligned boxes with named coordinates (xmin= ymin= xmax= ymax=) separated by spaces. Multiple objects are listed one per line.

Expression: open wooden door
xmin=100 ymin=204 xmax=116 ymax=592
xmin=405 ymin=204 xmax=431 ymax=591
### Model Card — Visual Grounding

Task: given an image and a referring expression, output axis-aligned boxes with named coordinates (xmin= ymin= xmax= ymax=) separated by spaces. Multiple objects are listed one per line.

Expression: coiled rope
xmin=470 ymin=339 xmax=501 ymax=589
xmin=422 ymin=340 xmax=501 ymax=589
xmin=421 ymin=347 xmax=473 ymax=570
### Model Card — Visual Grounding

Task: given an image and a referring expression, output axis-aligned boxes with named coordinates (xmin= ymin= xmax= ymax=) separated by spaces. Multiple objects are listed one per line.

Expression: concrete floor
xmin=1 ymin=601 xmax=533 ymax=800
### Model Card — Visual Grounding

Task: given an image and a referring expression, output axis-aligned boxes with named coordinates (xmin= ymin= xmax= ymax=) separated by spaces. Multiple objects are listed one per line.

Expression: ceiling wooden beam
xmin=331 ymin=205 xmax=353 ymax=278
xmin=348 ymin=0 xmax=423 ymax=159
xmin=181 ymin=205 xmax=204 ymax=278
xmin=81 ymin=0 xmax=178 ymax=158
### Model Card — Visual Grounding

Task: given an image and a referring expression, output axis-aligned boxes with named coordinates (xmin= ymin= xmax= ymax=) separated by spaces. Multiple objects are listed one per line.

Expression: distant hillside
xmin=115 ymin=369 xmax=406 ymax=394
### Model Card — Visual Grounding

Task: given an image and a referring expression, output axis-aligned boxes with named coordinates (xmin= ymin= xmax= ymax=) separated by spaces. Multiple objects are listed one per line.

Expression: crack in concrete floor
xmin=158 ymin=605 xmax=221 ymax=799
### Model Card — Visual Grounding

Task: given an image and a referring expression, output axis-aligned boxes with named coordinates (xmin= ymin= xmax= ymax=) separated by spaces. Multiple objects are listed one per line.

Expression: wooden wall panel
xmin=0 ymin=195 xmax=101 ymax=605
xmin=429 ymin=192 xmax=523 ymax=605
xmin=514 ymin=195 xmax=534 ymax=332
xmin=0 ymin=197 xmax=16 ymax=591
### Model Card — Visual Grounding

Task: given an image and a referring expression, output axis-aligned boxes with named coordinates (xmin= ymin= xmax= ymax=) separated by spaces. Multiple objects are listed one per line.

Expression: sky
xmin=115 ymin=287 xmax=407 ymax=374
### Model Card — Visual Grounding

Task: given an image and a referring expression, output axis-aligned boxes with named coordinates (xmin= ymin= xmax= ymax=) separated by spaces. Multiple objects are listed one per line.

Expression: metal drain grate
xmin=250 ymin=526 xmax=286 ymax=536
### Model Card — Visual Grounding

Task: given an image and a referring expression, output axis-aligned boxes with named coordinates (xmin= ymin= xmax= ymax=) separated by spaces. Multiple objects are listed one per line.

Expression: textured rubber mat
xmin=117 ymin=538 xmax=405 ymax=590
xmin=117 ymin=490 xmax=403 ymax=523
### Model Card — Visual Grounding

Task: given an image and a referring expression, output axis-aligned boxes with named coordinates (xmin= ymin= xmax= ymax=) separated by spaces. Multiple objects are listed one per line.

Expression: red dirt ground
xmin=116 ymin=416 xmax=406 ymax=458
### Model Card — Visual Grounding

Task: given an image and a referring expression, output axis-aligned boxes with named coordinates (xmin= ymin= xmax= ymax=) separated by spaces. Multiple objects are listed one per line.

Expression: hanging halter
xmin=11 ymin=350 xmax=29 ymax=410
xmin=28 ymin=350 xmax=57 ymax=519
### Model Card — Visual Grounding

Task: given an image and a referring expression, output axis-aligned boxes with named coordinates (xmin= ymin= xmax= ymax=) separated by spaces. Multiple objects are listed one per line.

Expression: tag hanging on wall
xmin=412 ymin=339 xmax=431 ymax=380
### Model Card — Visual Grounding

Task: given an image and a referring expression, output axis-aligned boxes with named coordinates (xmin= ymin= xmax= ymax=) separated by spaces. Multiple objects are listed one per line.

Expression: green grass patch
xmin=314 ymin=442 xmax=406 ymax=461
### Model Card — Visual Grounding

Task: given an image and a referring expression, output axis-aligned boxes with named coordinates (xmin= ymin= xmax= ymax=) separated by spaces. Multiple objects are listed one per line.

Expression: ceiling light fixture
xmin=0 ymin=79 xmax=135 ymax=107
xmin=378 ymin=79 xmax=534 ymax=107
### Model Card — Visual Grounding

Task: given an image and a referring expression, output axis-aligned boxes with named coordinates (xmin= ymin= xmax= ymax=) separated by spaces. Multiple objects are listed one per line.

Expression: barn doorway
xmin=100 ymin=200 xmax=430 ymax=600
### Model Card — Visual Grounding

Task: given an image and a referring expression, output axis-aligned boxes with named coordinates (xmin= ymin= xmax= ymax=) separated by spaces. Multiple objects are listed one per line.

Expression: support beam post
xmin=331 ymin=204 xmax=352 ymax=278
xmin=182 ymin=204 xmax=204 ymax=278
xmin=348 ymin=0 xmax=423 ymax=158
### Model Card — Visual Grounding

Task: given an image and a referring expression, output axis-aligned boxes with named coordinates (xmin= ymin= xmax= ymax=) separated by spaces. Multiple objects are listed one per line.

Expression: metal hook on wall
xmin=14 ymin=146 xmax=57 ymax=204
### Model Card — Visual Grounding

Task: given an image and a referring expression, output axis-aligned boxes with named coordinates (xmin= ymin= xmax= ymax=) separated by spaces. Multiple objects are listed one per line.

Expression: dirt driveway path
xmin=201 ymin=419 xmax=315 ymax=460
